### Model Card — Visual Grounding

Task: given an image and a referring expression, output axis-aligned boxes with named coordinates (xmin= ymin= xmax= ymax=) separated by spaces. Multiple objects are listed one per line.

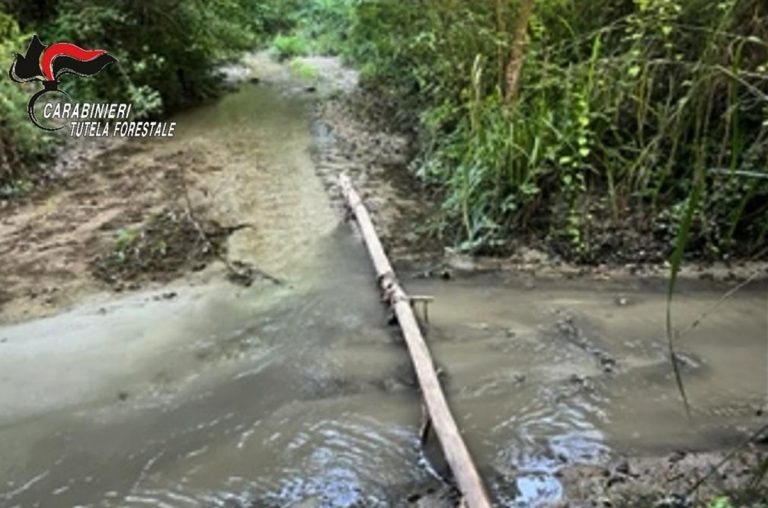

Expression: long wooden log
xmin=339 ymin=174 xmax=492 ymax=508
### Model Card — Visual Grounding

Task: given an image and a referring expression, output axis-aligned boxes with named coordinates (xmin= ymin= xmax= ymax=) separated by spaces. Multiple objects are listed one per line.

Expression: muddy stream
xmin=0 ymin=57 xmax=766 ymax=508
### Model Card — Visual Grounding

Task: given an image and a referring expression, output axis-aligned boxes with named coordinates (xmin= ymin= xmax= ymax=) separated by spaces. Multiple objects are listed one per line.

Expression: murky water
xmin=1 ymin=73 xmax=767 ymax=508
xmin=405 ymin=275 xmax=767 ymax=505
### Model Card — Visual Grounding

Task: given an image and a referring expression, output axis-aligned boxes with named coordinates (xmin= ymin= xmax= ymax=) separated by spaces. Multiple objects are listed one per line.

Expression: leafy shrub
xmin=267 ymin=0 xmax=357 ymax=58
xmin=272 ymin=33 xmax=310 ymax=60
xmin=44 ymin=0 xmax=260 ymax=113
xmin=337 ymin=0 xmax=768 ymax=261
xmin=0 ymin=13 xmax=54 ymax=183
xmin=289 ymin=58 xmax=318 ymax=81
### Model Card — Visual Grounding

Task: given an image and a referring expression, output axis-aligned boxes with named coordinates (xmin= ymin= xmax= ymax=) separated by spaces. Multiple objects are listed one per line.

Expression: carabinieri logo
xmin=8 ymin=35 xmax=176 ymax=138
xmin=9 ymin=35 xmax=117 ymax=131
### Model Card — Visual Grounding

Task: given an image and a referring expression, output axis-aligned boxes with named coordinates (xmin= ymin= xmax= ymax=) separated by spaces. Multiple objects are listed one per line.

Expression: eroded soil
xmin=313 ymin=87 xmax=442 ymax=263
xmin=0 ymin=139 xmax=249 ymax=323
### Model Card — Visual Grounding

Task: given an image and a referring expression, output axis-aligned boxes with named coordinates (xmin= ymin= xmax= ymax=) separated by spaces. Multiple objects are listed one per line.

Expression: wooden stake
xmin=339 ymin=174 xmax=492 ymax=508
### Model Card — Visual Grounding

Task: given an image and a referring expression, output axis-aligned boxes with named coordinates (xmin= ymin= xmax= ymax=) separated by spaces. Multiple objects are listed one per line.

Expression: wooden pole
xmin=339 ymin=174 xmax=492 ymax=508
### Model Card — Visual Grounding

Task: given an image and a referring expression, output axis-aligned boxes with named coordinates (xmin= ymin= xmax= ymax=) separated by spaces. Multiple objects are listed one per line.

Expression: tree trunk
xmin=496 ymin=0 xmax=507 ymax=91
xmin=505 ymin=0 xmax=535 ymax=104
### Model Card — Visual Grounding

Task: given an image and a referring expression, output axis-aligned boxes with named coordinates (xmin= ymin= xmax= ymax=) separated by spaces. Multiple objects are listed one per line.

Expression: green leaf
xmin=666 ymin=176 xmax=704 ymax=419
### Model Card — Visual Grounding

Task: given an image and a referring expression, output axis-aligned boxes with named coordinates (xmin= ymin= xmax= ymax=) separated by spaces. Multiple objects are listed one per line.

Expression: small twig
xmin=178 ymin=168 xmax=283 ymax=286
xmin=180 ymin=181 xmax=210 ymax=247
xmin=679 ymin=270 xmax=764 ymax=339
xmin=680 ymin=246 xmax=768 ymax=339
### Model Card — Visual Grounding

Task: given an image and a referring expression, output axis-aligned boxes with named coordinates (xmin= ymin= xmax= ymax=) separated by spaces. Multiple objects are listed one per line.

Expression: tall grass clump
xmin=266 ymin=0 xmax=357 ymax=59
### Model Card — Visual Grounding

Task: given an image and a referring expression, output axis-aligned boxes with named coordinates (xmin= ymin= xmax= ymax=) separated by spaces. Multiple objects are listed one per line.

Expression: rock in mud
xmin=406 ymin=485 xmax=460 ymax=508
xmin=554 ymin=310 xmax=618 ymax=374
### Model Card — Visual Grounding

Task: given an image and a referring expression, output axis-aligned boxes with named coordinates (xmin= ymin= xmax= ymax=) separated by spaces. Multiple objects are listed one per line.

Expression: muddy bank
xmin=0 ymin=50 xmax=430 ymax=323
xmin=312 ymin=81 xmax=768 ymax=287
xmin=2 ymin=49 xmax=764 ymax=326
xmin=0 ymin=138 xmax=245 ymax=323
xmin=555 ymin=447 xmax=768 ymax=507
xmin=313 ymin=87 xmax=443 ymax=263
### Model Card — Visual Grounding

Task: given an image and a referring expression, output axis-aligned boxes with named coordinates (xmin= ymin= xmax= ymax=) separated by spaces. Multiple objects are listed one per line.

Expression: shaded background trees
xmin=0 ymin=0 xmax=284 ymax=187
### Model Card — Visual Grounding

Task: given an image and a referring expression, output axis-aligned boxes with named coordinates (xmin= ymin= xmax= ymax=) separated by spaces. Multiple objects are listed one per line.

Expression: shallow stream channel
xmin=0 ymin=55 xmax=766 ymax=508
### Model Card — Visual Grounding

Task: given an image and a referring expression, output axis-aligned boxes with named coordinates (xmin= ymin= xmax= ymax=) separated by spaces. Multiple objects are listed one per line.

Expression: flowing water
xmin=0 ymin=69 xmax=766 ymax=508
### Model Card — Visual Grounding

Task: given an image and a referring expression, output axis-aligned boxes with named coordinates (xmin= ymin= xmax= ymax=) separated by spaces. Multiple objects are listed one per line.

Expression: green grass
xmin=289 ymin=58 xmax=318 ymax=81
xmin=271 ymin=33 xmax=311 ymax=60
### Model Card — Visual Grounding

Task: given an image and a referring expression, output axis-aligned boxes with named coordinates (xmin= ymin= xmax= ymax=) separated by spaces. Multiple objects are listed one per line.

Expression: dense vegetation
xmin=275 ymin=0 xmax=768 ymax=262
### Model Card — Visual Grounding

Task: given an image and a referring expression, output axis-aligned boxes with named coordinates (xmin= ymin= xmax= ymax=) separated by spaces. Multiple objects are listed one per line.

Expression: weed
xmin=271 ymin=33 xmax=311 ymax=60
xmin=289 ymin=58 xmax=318 ymax=81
